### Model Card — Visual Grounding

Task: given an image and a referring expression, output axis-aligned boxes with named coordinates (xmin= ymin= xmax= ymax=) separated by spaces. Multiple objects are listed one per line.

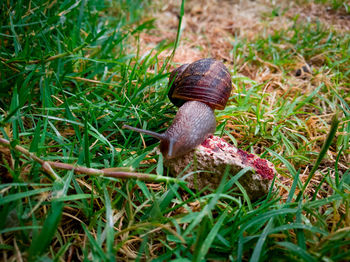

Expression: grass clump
xmin=1 ymin=0 xmax=350 ymax=261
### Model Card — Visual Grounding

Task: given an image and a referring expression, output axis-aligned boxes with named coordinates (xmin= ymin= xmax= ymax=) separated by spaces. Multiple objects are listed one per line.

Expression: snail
xmin=123 ymin=58 xmax=232 ymax=159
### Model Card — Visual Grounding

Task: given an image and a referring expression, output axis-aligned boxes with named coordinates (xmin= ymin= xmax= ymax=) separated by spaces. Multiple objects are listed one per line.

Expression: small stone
xmin=163 ymin=135 xmax=277 ymax=199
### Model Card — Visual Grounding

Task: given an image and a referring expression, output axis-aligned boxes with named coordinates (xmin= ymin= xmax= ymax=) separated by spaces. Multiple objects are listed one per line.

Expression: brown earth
xmin=141 ymin=0 xmax=350 ymax=65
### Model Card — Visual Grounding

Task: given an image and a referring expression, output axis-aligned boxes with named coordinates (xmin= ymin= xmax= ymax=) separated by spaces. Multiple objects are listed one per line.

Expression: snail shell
xmin=168 ymin=58 xmax=232 ymax=110
xmin=123 ymin=58 xmax=232 ymax=159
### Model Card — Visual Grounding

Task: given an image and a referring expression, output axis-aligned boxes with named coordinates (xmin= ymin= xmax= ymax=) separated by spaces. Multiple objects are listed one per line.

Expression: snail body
xmin=124 ymin=101 xmax=215 ymax=159
xmin=123 ymin=58 xmax=232 ymax=159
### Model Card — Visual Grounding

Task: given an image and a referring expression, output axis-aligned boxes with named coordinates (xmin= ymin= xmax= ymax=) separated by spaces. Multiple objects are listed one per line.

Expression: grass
xmin=0 ymin=0 xmax=349 ymax=261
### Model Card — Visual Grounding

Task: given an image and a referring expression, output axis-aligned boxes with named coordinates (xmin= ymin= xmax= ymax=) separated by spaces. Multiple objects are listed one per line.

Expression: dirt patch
xmin=142 ymin=0 xmax=276 ymax=64
xmin=286 ymin=1 xmax=350 ymax=33
xmin=141 ymin=0 xmax=349 ymax=66
xmin=138 ymin=0 xmax=349 ymax=106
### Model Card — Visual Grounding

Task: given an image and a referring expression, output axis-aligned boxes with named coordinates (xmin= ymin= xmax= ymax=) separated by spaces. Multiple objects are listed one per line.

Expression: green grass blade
xmin=295 ymin=199 xmax=306 ymax=250
xmin=194 ymin=210 xmax=228 ymax=262
xmin=103 ymin=186 xmax=115 ymax=261
xmin=250 ymin=217 xmax=274 ymax=262
xmin=265 ymin=148 xmax=297 ymax=177
xmin=168 ymin=0 xmax=185 ymax=65
xmin=28 ymin=201 xmax=64 ymax=260
xmin=286 ymin=170 xmax=300 ymax=203
xmin=277 ymin=242 xmax=317 ymax=262
xmin=184 ymin=166 xmax=230 ymax=235
xmin=297 ymin=112 xmax=340 ymax=201
xmin=82 ymin=224 xmax=107 ymax=260
xmin=0 ymin=188 xmax=51 ymax=205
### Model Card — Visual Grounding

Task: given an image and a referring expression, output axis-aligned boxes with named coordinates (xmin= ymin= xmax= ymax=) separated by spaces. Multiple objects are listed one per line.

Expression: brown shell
xmin=168 ymin=58 xmax=232 ymax=110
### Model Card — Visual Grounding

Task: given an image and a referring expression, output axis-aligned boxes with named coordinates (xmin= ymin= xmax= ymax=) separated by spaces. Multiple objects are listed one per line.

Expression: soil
xmin=141 ymin=0 xmax=350 ymax=65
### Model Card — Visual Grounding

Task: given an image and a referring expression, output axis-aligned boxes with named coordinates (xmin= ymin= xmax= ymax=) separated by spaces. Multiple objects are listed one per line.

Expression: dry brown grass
xmin=141 ymin=0 xmax=349 ymax=62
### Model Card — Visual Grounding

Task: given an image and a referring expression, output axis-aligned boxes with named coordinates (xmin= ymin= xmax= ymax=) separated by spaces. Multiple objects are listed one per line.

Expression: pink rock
xmin=163 ymin=135 xmax=277 ymax=199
